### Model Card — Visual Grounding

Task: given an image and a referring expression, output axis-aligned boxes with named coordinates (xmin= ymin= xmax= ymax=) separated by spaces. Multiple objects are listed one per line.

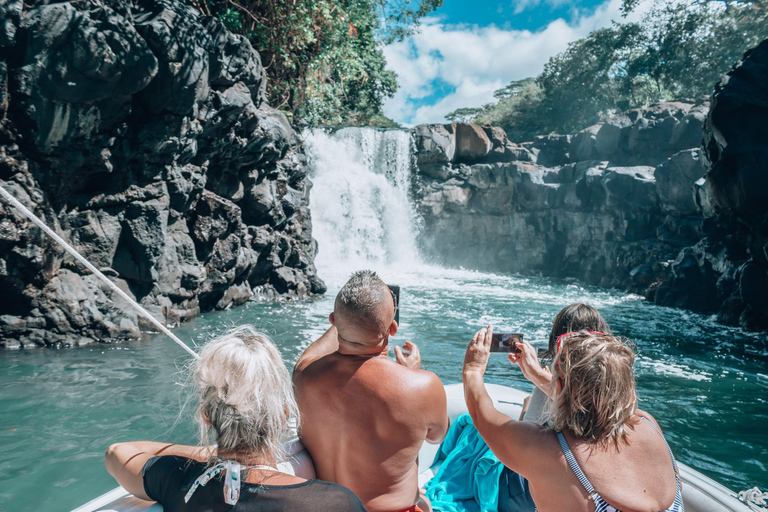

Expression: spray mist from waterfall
xmin=304 ymin=128 xmax=421 ymax=286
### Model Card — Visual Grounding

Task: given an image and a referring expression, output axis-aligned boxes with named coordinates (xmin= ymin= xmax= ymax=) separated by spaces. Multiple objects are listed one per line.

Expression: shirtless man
xmin=293 ymin=270 xmax=449 ymax=512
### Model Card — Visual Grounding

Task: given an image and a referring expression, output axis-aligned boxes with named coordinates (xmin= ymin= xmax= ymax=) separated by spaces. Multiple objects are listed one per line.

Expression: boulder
xmin=453 ymin=123 xmax=492 ymax=162
xmin=481 ymin=125 xmax=511 ymax=163
xmin=532 ymin=134 xmax=571 ymax=167
xmin=570 ymin=124 xmax=600 ymax=162
xmin=595 ymin=115 xmax=632 ymax=158
xmin=413 ymin=124 xmax=455 ymax=165
xmin=655 ymin=149 xmax=707 ymax=215
xmin=504 ymin=143 xmax=536 ymax=162
xmin=602 ymin=166 xmax=657 ymax=211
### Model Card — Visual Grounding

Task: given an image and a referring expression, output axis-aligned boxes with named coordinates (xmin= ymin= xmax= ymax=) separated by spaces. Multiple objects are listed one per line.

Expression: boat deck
xmin=73 ymin=384 xmax=756 ymax=512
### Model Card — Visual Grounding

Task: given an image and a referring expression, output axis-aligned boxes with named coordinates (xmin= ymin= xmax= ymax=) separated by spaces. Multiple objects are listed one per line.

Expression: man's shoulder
xmin=364 ymin=358 xmax=442 ymax=391
xmin=294 ymin=352 xmax=340 ymax=382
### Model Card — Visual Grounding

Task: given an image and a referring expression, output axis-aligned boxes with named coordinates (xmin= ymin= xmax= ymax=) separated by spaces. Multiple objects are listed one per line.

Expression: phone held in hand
xmin=490 ymin=332 xmax=523 ymax=353
xmin=387 ymin=284 xmax=400 ymax=325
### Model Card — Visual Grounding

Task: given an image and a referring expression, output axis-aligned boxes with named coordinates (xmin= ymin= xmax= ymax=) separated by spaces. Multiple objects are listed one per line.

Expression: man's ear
xmin=389 ymin=319 xmax=398 ymax=336
xmin=329 ymin=312 xmax=335 ymax=325
xmin=201 ymin=411 xmax=211 ymax=426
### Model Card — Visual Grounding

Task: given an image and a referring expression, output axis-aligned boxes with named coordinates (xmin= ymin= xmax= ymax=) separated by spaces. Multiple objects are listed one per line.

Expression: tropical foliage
xmin=448 ymin=0 xmax=768 ymax=142
xmin=199 ymin=0 xmax=442 ymax=126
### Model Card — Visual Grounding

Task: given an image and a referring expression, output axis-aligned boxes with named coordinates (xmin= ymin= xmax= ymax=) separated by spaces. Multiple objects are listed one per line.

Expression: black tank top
xmin=143 ymin=455 xmax=367 ymax=512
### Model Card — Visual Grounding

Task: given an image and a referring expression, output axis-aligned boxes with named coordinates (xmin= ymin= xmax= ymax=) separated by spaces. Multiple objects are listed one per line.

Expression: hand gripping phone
xmin=490 ymin=332 xmax=523 ymax=353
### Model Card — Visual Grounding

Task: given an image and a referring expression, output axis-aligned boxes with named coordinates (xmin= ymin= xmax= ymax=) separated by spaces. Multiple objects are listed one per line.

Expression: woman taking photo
xmin=105 ymin=327 xmax=366 ymax=512
xmin=463 ymin=326 xmax=684 ymax=512
xmin=517 ymin=302 xmax=611 ymax=423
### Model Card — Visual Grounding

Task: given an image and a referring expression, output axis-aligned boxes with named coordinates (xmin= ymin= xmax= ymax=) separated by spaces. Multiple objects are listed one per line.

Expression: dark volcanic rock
xmin=0 ymin=0 xmax=324 ymax=347
xmin=654 ymin=39 xmax=768 ymax=331
xmin=412 ymin=41 xmax=768 ymax=332
xmin=412 ymin=100 xmax=711 ymax=305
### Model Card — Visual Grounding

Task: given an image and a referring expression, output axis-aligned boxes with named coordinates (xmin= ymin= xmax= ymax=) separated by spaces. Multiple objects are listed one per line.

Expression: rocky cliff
xmin=413 ymin=41 xmax=768 ymax=332
xmin=413 ymin=100 xmax=710 ymax=300
xmin=653 ymin=39 xmax=768 ymax=331
xmin=0 ymin=0 xmax=325 ymax=348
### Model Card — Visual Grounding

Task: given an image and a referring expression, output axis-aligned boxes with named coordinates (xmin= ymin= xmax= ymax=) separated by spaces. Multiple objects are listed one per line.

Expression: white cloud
xmin=512 ymin=0 xmax=572 ymax=15
xmin=383 ymin=0 xmax=648 ymax=126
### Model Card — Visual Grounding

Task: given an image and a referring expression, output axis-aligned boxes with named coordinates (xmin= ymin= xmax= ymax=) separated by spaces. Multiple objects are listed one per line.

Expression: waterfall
xmin=303 ymin=127 xmax=420 ymax=282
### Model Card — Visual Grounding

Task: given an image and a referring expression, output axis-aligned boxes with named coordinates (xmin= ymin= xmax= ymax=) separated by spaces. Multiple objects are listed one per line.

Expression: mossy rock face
xmin=0 ymin=0 xmax=324 ymax=348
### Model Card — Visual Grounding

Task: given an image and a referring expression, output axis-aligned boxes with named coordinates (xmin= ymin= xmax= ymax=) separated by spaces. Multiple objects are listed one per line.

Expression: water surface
xmin=2 ymin=128 xmax=766 ymax=511
xmin=1 ymin=264 xmax=766 ymax=512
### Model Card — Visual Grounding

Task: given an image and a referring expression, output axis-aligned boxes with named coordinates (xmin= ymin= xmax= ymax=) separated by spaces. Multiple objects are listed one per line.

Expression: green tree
xmin=535 ymin=23 xmax=644 ymax=135
xmin=633 ymin=0 xmax=768 ymax=99
xmin=475 ymin=79 xmax=544 ymax=143
xmin=453 ymin=0 xmax=768 ymax=142
xmin=445 ymin=107 xmax=484 ymax=123
xmin=202 ymin=0 xmax=441 ymax=125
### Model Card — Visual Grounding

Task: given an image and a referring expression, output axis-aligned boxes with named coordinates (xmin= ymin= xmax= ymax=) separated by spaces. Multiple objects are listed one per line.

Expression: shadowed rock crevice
xmin=0 ymin=0 xmax=325 ymax=348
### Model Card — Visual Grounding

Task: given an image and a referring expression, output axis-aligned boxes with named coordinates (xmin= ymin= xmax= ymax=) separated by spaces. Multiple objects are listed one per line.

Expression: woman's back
xmin=143 ymin=455 xmax=367 ymax=512
xmin=521 ymin=412 xmax=679 ymax=512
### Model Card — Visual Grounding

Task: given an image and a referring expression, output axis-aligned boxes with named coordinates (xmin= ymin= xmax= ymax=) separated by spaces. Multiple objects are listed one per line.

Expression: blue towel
xmin=424 ymin=413 xmax=504 ymax=512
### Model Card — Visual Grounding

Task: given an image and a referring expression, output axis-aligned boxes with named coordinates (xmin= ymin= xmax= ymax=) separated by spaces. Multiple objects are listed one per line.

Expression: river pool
xmin=1 ymin=263 xmax=767 ymax=512
xmin=2 ymin=128 xmax=767 ymax=511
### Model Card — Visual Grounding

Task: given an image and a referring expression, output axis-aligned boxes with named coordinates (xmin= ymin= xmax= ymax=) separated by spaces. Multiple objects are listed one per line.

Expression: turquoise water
xmin=1 ymin=264 xmax=767 ymax=512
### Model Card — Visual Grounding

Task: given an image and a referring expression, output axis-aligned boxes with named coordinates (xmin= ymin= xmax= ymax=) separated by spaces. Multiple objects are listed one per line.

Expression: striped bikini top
xmin=555 ymin=417 xmax=685 ymax=512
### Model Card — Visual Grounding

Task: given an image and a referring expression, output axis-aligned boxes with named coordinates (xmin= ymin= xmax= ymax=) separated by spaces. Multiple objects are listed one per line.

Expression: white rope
xmin=739 ymin=487 xmax=768 ymax=509
xmin=0 ymin=182 xmax=199 ymax=359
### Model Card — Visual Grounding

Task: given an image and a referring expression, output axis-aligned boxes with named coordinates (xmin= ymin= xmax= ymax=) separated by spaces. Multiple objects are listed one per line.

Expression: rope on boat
xmin=0 ymin=183 xmax=200 ymax=359
xmin=739 ymin=487 xmax=768 ymax=510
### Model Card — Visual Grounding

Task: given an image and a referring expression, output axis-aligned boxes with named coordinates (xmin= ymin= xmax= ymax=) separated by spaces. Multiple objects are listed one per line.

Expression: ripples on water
xmin=1 ymin=264 xmax=766 ymax=512
xmin=3 ymin=130 xmax=768 ymax=510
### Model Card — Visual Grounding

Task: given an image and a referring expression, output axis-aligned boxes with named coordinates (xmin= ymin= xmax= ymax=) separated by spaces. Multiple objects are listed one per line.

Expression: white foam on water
xmin=638 ymin=357 xmax=713 ymax=382
xmin=304 ymin=127 xmax=420 ymax=282
xmin=303 ymin=127 xmax=645 ymax=309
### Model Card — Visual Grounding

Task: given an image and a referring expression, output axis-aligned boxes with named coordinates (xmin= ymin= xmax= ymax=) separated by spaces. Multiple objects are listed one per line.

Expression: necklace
xmin=184 ymin=459 xmax=281 ymax=505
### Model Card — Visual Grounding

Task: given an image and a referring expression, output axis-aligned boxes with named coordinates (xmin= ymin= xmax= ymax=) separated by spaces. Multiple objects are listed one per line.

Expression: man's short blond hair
xmin=334 ymin=270 xmax=391 ymax=333
xmin=547 ymin=332 xmax=638 ymax=445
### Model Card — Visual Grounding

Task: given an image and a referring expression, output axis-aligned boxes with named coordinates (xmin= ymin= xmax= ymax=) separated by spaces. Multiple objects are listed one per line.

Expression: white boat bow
xmin=73 ymin=383 xmax=760 ymax=512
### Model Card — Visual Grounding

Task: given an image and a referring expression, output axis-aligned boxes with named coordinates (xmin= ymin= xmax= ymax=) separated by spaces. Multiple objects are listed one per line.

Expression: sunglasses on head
xmin=389 ymin=288 xmax=398 ymax=316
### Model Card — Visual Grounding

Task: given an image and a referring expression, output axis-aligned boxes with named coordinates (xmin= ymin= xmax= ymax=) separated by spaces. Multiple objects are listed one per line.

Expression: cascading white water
xmin=304 ymin=127 xmax=421 ymax=282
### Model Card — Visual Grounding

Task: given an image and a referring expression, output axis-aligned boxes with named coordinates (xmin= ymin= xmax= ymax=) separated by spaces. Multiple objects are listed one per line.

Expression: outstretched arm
xmin=105 ymin=442 xmax=214 ymax=500
xmin=462 ymin=326 xmax=547 ymax=475
xmin=294 ymin=325 xmax=339 ymax=377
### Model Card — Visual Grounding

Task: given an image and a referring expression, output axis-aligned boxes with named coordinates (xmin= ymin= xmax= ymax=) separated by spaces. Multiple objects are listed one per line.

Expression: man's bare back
xmin=293 ymin=271 xmax=449 ymax=512
xmin=296 ymin=350 xmax=446 ymax=511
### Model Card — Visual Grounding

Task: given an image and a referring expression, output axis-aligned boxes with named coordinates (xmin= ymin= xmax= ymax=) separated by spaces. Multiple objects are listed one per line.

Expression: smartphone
xmin=387 ymin=284 xmax=400 ymax=325
xmin=490 ymin=332 xmax=523 ymax=353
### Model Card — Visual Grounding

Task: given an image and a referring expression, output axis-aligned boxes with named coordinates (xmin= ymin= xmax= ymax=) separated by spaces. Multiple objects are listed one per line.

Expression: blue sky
xmin=383 ymin=0 xmax=647 ymax=126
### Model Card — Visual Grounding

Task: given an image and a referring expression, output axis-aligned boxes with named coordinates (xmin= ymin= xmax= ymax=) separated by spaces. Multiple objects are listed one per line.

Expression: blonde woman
xmin=463 ymin=327 xmax=684 ymax=512
xmin=105 ymin=327 xmax=366 ymax=511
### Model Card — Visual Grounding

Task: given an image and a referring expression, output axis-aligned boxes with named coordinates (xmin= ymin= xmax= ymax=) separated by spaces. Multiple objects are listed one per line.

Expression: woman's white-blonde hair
xmin=546 ymin=331 xmax=638 ymax=445
xmin=192 ymin=326 xmax=298 ymax=461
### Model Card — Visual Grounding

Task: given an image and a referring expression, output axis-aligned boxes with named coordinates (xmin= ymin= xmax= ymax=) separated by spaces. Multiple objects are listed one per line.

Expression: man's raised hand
xmin=395 ymin=341 xmax=421 ymax=370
